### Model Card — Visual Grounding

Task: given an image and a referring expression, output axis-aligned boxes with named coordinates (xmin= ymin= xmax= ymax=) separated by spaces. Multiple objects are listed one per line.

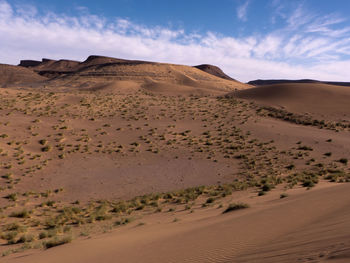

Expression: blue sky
xmin=1 ymin=0 xmax=350 ymax=81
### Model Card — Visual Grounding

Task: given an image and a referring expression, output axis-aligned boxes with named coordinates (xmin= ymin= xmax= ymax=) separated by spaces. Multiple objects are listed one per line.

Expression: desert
xmin=0 ymin=54 xmax=349 ymax=262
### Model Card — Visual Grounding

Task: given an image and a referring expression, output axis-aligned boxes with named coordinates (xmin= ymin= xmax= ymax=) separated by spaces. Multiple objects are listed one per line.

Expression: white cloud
xmin=237 ymin=0 xmax=250 ymax=21
xmin=0 ymin=0 xmax=12 ymax=19
xmin=287 ymin=4 xmax=315 ymax=30
xmin=0 ymin=0 xmax=350 ymax=82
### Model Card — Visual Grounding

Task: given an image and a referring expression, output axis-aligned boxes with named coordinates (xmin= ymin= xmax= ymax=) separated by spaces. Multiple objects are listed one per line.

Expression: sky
xmin=1 ymin=0 xmax=350 ymax=82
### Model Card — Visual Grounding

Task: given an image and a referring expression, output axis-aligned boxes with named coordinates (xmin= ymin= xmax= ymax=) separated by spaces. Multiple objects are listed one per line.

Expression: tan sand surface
xmin=4 ymin=183 xmax=349 ymax=263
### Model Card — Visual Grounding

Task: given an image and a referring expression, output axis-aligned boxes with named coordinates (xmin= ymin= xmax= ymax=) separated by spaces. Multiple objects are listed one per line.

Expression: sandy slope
xmin=0 ymin=64 xmax=46 ymax=87
xmin=1 ymin=56 xmax=349 ymax=262
xmin=231 ymin=83 xmax=350 ymax=121
xmin=5 ymin=183 xmax=350 ymax=263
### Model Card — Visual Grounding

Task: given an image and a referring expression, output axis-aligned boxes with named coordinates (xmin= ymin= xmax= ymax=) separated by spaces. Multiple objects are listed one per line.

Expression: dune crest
xmin=229 ymin=83 xmax=350 ymax=121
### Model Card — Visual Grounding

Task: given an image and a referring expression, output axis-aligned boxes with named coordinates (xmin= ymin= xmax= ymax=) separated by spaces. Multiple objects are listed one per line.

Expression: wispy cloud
xmin=286 ymin=4 xmax=315 ymax=30
xmin=0 ymin=0 xmax=350 ymax=82
xmin=237 ymin=0 xmax=250 ymax=21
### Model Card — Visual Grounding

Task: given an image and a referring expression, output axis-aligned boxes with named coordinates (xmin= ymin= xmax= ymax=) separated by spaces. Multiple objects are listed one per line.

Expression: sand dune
xmin=230 ymin=83 xmax=350 ymax=120
xmin=1 ymin=56 xmax=349 ymax=262
xmin=5 ymin=183 xmax=350 ymax=263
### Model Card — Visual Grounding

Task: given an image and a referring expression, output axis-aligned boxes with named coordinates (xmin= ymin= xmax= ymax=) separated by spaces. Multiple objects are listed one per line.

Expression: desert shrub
xmin=10 ymin=209 xmax=31 ymax=218
xmin=302 ymin=179 xmax=315 ymax=188
xmin=261 ymin=184 xmax=273 ymax=192
xmin=5 ymin=193 xmax=18 ymax=201
xmin=111 ymin=202 xmax=127 ymax=213
xmin=41 ymin=145 xmax=51 ymax=152
xmin=39 ymin=231 xmax=48 ymax=239
xmin=258 ymin=191 xmax=266 ymax=196
xmin=4 ymin=223 xmax=26 ymax=232
xmin=39 ymin=139 xmax=47 ymax=145
xmin=206 ymin=197 xmax=215 ymax=204
xmin=115 ymin=217 xmax=132 ymax=226
xmin=280 ymin=193 xmax=288 ymax=199
xmin=1 ymin=231 xmax=18 ymax=244
xmin=44 ymin=235 xmax=72 ymax=249
xmin=222 ymin=203 xmax=249 ymax=214
xmin=338 ymin=158 xmax=348 ymax=165
xmin=17 ymin=234 xmax=35 ymax=243
xmin=324 ymin=169 xmax=348 ymax=182
xmin=286 ymin=164 xmax=295 ymax=170
xmin=1 ymin=173 xmax=13 ymax=179
xmin=90 ymin=204 xmax=111 ymax=221
xmin=298 ymin=145 xmax=313 ymax=151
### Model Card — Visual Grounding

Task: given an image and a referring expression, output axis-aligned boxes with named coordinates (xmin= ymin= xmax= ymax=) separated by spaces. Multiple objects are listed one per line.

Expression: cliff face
xmin=19 ymin=60 xmax=42 ymax=67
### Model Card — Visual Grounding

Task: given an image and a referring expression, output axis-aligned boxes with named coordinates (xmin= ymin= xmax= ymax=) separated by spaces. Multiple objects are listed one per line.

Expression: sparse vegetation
xmin=0 ymin=71 xmax=348 ymax=258
xmin=222 ymin=203 xmax=249 ymax=213
xmin=44 ymin=235 xmax=72 ymax=249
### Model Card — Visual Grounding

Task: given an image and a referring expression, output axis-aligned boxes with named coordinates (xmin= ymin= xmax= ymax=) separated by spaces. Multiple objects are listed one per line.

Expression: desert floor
xmin=0 ymin=58 xmax=349 ymax=262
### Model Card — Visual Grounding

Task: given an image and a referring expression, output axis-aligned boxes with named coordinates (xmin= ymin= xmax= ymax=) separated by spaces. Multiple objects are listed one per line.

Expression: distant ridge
xmin=248 ymin=79 xmax=350 ymax=87
xmin=18 ymin=60 xmax=42 ymax=67
xmin=18 ymin=56 xmax=236 ymax=81
xmin=12 ymin=55 xmax=249 ymax=94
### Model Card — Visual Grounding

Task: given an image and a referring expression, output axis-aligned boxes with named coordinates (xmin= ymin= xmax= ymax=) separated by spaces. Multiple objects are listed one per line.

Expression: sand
xmin=0 ymin=56 xmax=349 ymax=262
xmin=4 ymin=183 xmax=350 ymax=263
xmin=231 ymin=83 xmax=350 ymax=121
